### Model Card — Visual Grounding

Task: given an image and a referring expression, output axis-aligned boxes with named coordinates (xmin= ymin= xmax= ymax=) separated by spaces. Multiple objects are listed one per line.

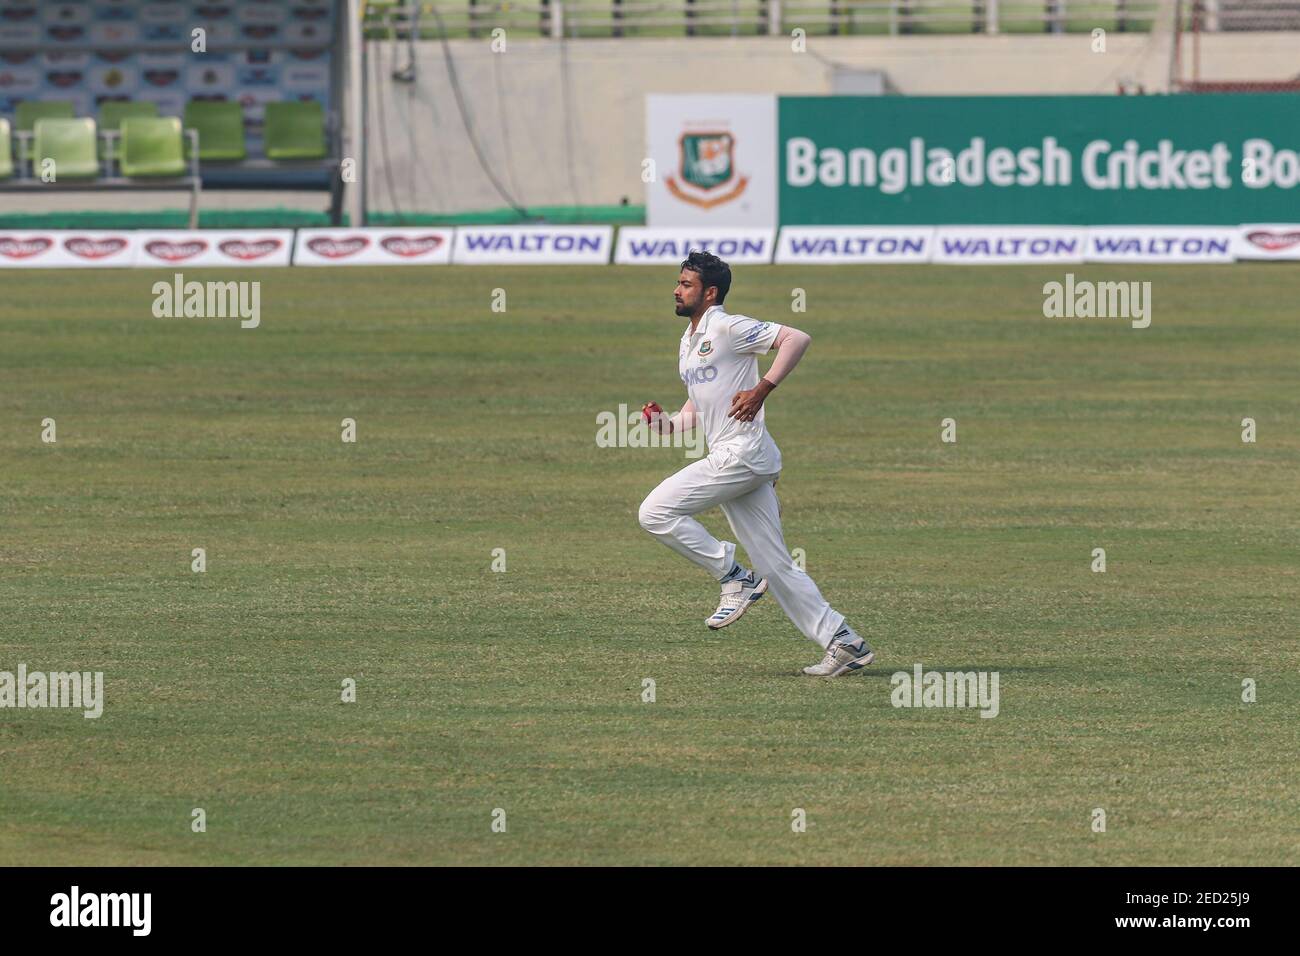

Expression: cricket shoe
xmin=802 ymin=626 xmax=875 ymax=677
xmin=706 ymin=569 xmax=768 ymax=630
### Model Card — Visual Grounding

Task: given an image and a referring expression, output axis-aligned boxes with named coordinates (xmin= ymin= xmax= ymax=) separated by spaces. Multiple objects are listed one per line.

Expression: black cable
xmin=491 ymin=42 xmax=524 ymax=204
xmin=400 ymin=75 xmax=444 ymax=210
xmin=391 ymin=0 xmax=419 ymax=82
xmin=424 ymin=4 xmax=530 ymax=218
xmin=557 ymin=27 xmax=583 ymax=208
xmin=372 ymin=16 xmax=405 ymax=224
xmin=380 ymin=4 xmax=449 ymax=213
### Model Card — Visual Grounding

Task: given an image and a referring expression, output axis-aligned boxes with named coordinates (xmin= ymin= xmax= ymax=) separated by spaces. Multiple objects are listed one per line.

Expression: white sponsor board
xmin=615 ymin=228 xmax=775 ymax=265
xmin=932 ymin=226 xmax=1087 ymax=265
xmin=135 ymin=231 xmax=294 ymax=268
xmin=452 ymin=226 xmax=613 ymax=265
xmin=1231 ymin=223 xmax=1300 ymax=261
xmin=294 ymin=228 xmax=454 ymax=266
xmin=775 ymin=227 xmax=934 ymax=264
xmin=646 ymin=94 xmax=778 ymax=229
xmin=1085 ymin=227 xmax=1236 ymax=263
xmin=0 ymin=231 xmax=138 ymax=268
xmin=2 ymin=225 xmax=1293 ymax=270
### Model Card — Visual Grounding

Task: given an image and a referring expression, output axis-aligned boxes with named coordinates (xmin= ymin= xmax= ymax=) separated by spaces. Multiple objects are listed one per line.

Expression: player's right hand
xmin=642 ymin=401 xmax=670 ymax=432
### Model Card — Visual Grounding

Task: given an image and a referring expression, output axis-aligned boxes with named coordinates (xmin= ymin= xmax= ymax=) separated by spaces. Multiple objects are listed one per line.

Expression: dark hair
xmin=680 ymin=250 xmax=731 ymax=305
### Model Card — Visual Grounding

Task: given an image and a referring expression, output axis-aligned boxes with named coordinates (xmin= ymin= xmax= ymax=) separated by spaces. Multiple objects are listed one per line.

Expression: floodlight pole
xmin=345 ymin=0 xmax=366 ymax=226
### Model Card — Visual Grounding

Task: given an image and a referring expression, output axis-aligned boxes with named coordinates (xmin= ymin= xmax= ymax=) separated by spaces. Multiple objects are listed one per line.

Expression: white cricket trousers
xmin=637 ymin=449 xmax=846 ymax=649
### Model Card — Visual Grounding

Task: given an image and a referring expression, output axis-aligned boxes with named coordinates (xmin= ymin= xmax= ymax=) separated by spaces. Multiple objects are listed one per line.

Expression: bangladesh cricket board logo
xmin=666 ymin=131 xmax=748 ymax=210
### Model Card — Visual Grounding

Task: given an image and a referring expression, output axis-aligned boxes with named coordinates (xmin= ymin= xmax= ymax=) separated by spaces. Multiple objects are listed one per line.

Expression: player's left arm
xmin=727 ymin=325 xmax=812 ymax=423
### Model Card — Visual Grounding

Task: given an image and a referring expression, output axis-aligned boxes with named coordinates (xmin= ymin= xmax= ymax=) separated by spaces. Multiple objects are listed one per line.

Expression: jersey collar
xmin=684 ymin=304 xmax=725 ymax=340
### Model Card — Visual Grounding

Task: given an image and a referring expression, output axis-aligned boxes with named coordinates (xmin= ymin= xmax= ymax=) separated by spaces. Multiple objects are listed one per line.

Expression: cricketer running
xmin=637 ymin=251 xmax=875 ymax=677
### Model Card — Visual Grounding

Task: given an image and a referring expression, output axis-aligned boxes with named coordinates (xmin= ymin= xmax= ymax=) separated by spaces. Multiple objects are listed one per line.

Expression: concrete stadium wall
xmin=363 ymin=33 xmax=1300 ymax=215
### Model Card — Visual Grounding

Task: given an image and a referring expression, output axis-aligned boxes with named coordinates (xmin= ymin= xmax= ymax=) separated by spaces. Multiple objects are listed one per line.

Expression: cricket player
xmin=637 ymin=251 xmax=875 ymax=677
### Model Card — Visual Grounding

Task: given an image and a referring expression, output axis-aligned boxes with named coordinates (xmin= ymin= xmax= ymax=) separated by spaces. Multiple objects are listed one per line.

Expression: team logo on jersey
xmin=666 ymin=131 xmax=748 ymax=210
xmin=698 ymin=340 xmax=713 ymax=356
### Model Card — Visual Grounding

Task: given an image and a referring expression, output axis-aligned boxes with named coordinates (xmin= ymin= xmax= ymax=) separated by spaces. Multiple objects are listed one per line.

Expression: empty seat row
xmin=7 ymin=99 xmax=327 ymax=163
xmin=184 ymin=100 xmax=329 ymax=161
xmin=0 ymin=115 xmax=188 ymax=180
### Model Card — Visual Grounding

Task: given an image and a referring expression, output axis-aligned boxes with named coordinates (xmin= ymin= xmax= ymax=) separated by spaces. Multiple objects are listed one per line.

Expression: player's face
xmin=674 ymin=270 xmax=711 ymax=317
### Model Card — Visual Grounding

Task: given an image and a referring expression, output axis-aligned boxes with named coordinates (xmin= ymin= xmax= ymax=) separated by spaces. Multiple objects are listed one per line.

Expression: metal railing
xmin=362 ymin=0 xmax=1300 ymax=36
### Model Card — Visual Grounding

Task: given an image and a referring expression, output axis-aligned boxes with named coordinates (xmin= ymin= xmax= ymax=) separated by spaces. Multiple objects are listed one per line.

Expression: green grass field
xmin=2 ymin=264 xmax=1297 ymax=866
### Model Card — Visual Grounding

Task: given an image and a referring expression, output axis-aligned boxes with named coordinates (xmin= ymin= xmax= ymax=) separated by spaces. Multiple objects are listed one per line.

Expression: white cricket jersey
xmin=678 ymin=304 xmax=783 ymax=475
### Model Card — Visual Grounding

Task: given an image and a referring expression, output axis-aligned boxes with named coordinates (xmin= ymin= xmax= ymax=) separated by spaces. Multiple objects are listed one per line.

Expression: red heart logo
xmin=143 ymin=70 xmax=180 ymax=87
xmin=380 ymin=235 xmax=444 ymax=258
xmin=218 ymin=238 xmax=282 ymax=260
xmin=48 ymin=70 xmax=83 ymax=88
xmin=144 ymin=239 xmax=208 ymax=262
xmin=307 ymin=236 xmax=369 ymax=259
xmin=64 ymin=237 xmax=128 ymax=259
xmin=0 ymin=236 xmax=54 ymax=259
xmin=1246 ymin=230 xmax=1300 ymax=252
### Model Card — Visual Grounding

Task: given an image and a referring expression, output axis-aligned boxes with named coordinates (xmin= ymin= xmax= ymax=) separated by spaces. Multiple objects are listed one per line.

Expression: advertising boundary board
xmin=0 ymin=226 xmax=1296 ymax=267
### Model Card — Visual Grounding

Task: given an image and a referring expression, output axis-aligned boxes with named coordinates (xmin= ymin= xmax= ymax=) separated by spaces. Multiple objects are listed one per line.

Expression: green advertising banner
xmin=778 ymin=95 xmax=1300 ymax=225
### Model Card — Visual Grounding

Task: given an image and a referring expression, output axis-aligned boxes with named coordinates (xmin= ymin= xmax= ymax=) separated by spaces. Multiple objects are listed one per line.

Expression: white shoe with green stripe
xmin=706 ymin=570 xmax=767 ymax=629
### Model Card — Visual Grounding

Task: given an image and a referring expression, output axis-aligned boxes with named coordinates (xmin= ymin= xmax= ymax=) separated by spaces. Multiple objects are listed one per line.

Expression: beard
xmin=674 ymin=302 xmax=693 ymax=317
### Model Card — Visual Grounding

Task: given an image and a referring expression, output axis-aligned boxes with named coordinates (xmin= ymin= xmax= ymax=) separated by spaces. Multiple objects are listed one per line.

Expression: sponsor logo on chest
xmin=682 ymin=365 xmax=718 ymax=386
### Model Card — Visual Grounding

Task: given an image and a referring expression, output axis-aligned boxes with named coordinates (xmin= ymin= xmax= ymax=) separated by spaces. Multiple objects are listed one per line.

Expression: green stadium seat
xmin=263 ymin=101 xmax=327 ymax=161
xmin=100 ymin=100 xmax=159 ymax=129
xmin=33 ymin=118 xmax=99 ymax=180
xmin=120 ymin=117 xmax=186 ymax=178
xmin=98 ymin=101 xmax=159 ymax=162
xmin=16 ymin=100 xmax=75 ymax=132
xmin=183 ymin=100 xmax=247 ymax=161
xmin=0 ymin=119 xmax=12 ymax=180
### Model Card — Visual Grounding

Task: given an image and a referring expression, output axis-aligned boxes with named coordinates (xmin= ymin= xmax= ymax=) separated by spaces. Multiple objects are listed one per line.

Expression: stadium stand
xmin=15 ymin=101 xmax=75 ymax=133
xmin=120 ymin=119 xmax=190 ymax=180
xmin=2 ymin=0 xmax=1294 ymax=228
xmin=99 ymin=102 xmax=159 ymax=130
xmin=0 ymin=1 xmax=345 ymax=225
xmin=0 ymin=114 xmax=201 ymax=228
xmin=34 ymin=119 xmax=99 ymax=180
xmin=0 ymin=119 xmax=11 ymax=182
xmin=98 ymin=102 xmax=160 ymax=163
xmin=183 ymin=102 xmax=249 ymax=164
xmin=1218 ymin=0 xmax=1300 ymax=28
xmin=361 ymin=0 xmax=1300 ymax=36
xmin=264 ymin=103 xmax=330 ymax=163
